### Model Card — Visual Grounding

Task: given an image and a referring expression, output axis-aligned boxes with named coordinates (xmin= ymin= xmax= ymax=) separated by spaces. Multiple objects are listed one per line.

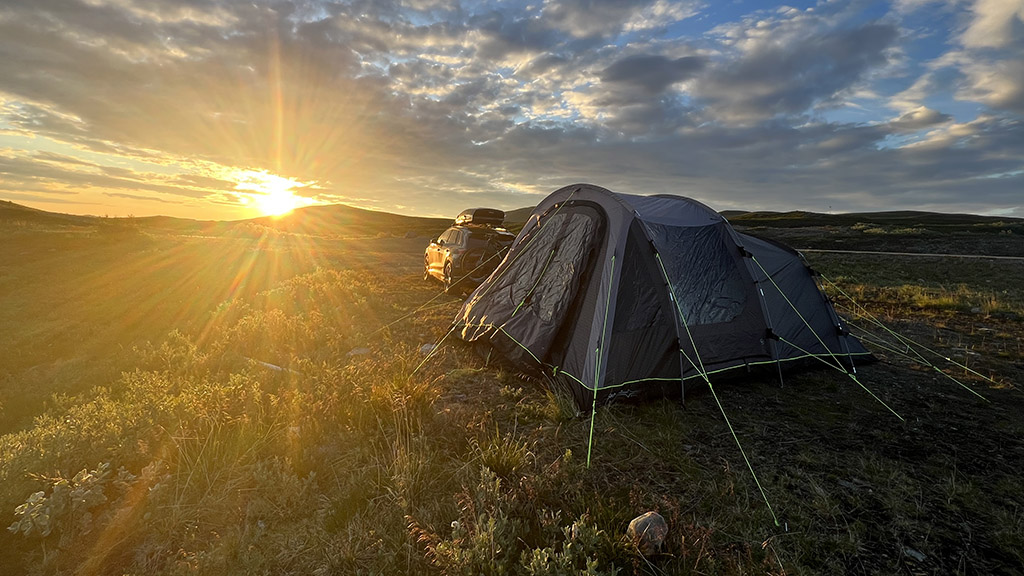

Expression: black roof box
xmin=455 ymin=208 xmax=504 ymax=226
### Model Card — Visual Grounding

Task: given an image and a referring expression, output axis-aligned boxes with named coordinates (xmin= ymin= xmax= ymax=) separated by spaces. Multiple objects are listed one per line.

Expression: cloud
xmin=957 ymin=59 xmax=1024 ymax=114
xmin=624 ymin=0 xmax=703 ymax=33
xmin=889 ymin=106 xmax=953 ymax=131
xmin=600 ymin=54 xmax=706 ymax=95
xmin=0 ymin=151 xmax=219 ymax=200
xmin=542 ymin=0 xmax=660 ymax=38
xmin=961 ymin=0 xmax=1024 ymax=49
xmin=0 ymin=0 xmax=1021 ymax=220
xmin=104 ymin=192 xmax=181 ymax=204
xmin=895 ymin=0 xmax=1024 ymax=115
xmin=697 ymin=17 xmax=901 ymax=123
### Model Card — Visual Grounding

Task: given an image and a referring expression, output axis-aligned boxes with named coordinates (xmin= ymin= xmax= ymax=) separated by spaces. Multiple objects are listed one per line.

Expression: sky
xmin=0 ymin=0 xmax=1022 ymax=221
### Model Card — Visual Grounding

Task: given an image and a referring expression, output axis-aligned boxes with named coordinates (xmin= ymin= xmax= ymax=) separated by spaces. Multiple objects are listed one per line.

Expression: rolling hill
xmin=245 ymin=203 xmax=451 ymax=237
xmin=3 ymin=199 xmax=1021 ymax=239
xmin=0 ymin=200 xmax=453 ymax=238
xmin=724 ymin=209 xmax=1023 ymax=229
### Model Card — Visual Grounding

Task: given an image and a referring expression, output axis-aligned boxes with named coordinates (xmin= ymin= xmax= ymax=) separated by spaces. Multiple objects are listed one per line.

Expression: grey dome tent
xmin=455 ymin=183 xmax=871 ymax=409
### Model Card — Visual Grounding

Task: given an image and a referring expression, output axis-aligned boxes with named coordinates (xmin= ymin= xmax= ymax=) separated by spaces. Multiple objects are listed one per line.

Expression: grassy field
xmin=1 ymin=210 xmax=1022 ymax=575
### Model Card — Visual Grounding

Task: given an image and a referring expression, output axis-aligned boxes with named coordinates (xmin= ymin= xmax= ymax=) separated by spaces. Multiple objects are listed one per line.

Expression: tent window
xmin=646 ymin=222 xmax=747 ymax=326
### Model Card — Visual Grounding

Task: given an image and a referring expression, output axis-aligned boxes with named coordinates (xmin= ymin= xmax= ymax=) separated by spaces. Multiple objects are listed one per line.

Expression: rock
xmin=903 ymin=546 xmax=926 ymax=562
xmin=347 ymin=347 xmax=371 ymax=357
xmin=970 ymin=307 xmax=982 ymax=314
xmin=420 ymin=343 xmax=436 ymax=355
xmin=627 ymin=511 xmax=668 ymax=555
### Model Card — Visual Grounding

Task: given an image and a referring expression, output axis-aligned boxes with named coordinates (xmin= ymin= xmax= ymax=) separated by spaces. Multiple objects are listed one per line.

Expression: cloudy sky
xmin=1 ymin=0 xmax=1022 ymax=220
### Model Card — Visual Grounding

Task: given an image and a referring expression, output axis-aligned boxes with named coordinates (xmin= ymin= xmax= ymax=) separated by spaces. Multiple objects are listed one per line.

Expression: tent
xmin=455 ymin=183 xmax=871 ymax=409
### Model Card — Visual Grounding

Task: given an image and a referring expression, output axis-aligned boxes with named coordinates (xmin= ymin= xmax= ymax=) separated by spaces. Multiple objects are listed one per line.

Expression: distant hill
xmin=0 ymin=200 xmax=96 ymax=228
xmin=245 ymin=203 xmax=451 ymax=237
xmin=502 ymin=207 xmax=534 ymax=226
xmin=3 ymin=199 xmax=1019 ymax=238
xmin=0 ymin=200 xmax=454 ymax=238
xmin=725 ymin=210 xmax=1023 ymax=230
xmin=497 ymin=206 xmax=1023 ymax=229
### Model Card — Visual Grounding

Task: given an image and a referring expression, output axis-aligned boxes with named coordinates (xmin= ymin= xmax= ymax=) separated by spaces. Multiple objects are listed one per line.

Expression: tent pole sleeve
xmin=637 ymin=221 xmax=692 ymax=398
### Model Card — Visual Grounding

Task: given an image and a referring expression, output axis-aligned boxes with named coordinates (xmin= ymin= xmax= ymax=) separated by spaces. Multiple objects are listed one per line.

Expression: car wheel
xmin=424 ymin=257 xmax=431 ymax=281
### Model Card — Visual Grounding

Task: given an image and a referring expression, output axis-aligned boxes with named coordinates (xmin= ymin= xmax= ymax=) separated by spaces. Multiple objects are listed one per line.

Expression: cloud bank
xmin=0 ymin=0 xmax=1021 ymax=219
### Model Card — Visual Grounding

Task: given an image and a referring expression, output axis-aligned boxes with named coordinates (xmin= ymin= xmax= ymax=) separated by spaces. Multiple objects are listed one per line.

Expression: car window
xmin=466 ymin=232 xmax=488 ymax=247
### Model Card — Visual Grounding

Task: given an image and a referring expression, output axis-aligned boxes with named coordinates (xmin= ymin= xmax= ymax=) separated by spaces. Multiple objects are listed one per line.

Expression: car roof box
xmin=455 ymin=208 xmax=504 ymax=226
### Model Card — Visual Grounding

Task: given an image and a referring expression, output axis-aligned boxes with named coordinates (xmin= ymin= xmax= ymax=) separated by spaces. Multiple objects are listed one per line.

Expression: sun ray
xmin=231 ymin=168 xmax=318 ymax=217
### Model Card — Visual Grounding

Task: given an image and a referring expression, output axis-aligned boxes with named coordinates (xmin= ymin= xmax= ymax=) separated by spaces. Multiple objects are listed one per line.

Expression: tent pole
xmin=586 ymin=384 xmax=598 ymax=467
xmin=587 ymin=255 xmax=616 ymax=468
xmin=756 ymin=278 xmax=784 ymax=388
xmin=678 ymin=339 xmax=686 ymax=406
xmin=772 ymin=339 xmax=785 ymax=388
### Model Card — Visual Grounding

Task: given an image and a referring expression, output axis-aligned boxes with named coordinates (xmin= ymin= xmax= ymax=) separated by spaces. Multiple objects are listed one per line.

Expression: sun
xmin=232 ymin=169 xmax=317 ymax=217
xmin=257 ymin=187 xmax=300 ymax=216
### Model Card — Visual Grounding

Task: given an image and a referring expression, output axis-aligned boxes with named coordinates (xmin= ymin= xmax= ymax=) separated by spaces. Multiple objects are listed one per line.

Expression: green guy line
xmin=587 ymin=255 xmax=616 ymax=468
xmin=751 ymin=256 xmax=847 ymax=374
xmin=652 ymin=249 xmax=778 ymax=526
xmin=842 ymin=316 xmax=987 ymax=402
xmin=821 ymin=274 xmax=1001 ymax=386
xmin=409 ymin=322 xmax=460 ymax=379
xmin=778 ymin=334 xmax=905 ymax=422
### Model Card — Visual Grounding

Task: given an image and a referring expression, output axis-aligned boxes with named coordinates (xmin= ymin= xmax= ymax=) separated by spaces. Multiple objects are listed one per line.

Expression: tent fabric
xmin=455 ymin=183 xmax=870 ymax=407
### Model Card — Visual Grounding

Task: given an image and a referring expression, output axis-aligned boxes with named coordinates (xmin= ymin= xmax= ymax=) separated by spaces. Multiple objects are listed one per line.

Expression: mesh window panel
xmin=646 ymin=222 xmax=747 ymax=326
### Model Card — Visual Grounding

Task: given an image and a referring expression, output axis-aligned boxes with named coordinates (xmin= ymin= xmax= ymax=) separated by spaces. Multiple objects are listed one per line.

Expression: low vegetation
xmin=1 ymin=211 xmax=1022 ymax=574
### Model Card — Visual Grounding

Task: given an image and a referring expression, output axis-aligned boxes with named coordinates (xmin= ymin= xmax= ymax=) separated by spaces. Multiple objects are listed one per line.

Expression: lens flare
xmin=232 ymin=169 xmax=317 ymax=217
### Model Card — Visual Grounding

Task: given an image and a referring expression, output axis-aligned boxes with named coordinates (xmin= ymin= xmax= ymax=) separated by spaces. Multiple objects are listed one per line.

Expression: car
xmin=424 ymin=208 xmax=516 ymax=294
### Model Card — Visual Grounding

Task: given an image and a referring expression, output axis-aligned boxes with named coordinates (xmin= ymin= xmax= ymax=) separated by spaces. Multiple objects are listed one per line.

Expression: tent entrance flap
xmin=646 ymin=221 xmax=770 ymax=374
xmin=458 ymin=202 xmax=607 ymax=370
xmin=603 ymin=220 xmax=679 ymax=391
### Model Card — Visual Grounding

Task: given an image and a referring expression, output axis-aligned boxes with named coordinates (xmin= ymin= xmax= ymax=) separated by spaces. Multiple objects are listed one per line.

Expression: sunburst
xmin=233 ymin=169 xmax=316 ymax=217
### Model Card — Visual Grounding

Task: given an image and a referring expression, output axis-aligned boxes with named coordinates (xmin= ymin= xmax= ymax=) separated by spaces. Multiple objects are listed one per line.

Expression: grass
xmin=0 ymin=216 xmax=1022 ymax=575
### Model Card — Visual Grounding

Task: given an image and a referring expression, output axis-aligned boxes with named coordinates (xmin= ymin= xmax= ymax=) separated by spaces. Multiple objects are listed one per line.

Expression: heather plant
xmin=7 ymin=462 xmax=139 ymax=573
xmin=415 ymin=467 xmax=619 ymax=576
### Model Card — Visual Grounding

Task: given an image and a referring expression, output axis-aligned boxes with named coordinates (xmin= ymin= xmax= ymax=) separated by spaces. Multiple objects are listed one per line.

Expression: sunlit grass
xmin=1 ymin=223 xmax=1023 ymax=575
